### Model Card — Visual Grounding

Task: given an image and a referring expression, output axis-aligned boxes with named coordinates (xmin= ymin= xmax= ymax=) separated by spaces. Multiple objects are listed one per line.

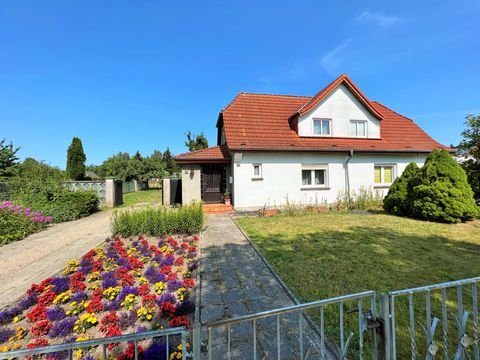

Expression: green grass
xmin=236 ymin=212 xmax=480 ymax=357
xmin=121 ymin=189 xmax=162 ymax=207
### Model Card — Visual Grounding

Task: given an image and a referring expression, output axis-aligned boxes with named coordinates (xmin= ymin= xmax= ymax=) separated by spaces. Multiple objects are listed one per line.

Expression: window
xmin=301 ymin=165 xmax=328 ymax=188
xmin=350 ymin=120 xmax=367 ymax=137
xmin=374 ymin=165 xmax=395 ymax=185
xmin=313 ymin=119 xmax=331 ymax=136
xmin=253 ymin=164 xmax=262 ymax=179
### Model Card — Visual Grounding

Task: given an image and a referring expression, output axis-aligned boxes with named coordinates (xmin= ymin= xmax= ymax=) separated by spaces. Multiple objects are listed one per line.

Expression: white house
xmin=175 ymin=74 xmax=452 ymax=211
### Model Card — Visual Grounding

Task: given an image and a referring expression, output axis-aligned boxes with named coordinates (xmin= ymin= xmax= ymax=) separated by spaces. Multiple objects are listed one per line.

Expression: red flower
xmin=174 ymin=257 xmax=184 ymax=266
xmin=38 ymin=290 xmax=56 ymax=306
xmin=138 ymin=284 xmax=150 ymax=296
xmin=141 ymin=294 xmax=157 ymax=307
xmin=183 ymin=278 xmax=196 ymax=288
xmin=27 ymin=338 xmax=49 ymax=348
xmin=70 ymin=272 xmax=86 ymax=293
xmin=160 ymin=265 xmax=171 ymax=275
xmin=180 ymin=242 xmax=189 ymax=250
xmin=159 ymin=302 xmax=176 ymax=318
xmin=100 ymin=311 xmax=119 ymax=333
xmin=105 ymin=323 xmax=122 ymax=350
xmin=128 ymin=257 xmax=144 ymax=271
xmin=166 ymin=272 xmax=178 ymax=281
xmin=27 ymin=304 xmax=47 ymax=322
xmin=118 ymin=342 xmax=144 ymax=360
xmin=86 ymin=288 xmax=103 ymax=313
xmin=168 ymin=315 xmax=190 ymax=328
xmin=31 ymin=320 xmax=50 ymax=337
xmin=93 ymin=259 xmax=104 ymax=272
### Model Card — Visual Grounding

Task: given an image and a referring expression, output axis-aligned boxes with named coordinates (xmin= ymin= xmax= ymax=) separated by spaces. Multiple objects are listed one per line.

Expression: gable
xmin=297 ymin=84 xmax=381 ymax=138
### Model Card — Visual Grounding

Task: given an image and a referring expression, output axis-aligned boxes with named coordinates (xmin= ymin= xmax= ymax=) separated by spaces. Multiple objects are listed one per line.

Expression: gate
xmin=204 ymin=277 xmax=480 ymax=359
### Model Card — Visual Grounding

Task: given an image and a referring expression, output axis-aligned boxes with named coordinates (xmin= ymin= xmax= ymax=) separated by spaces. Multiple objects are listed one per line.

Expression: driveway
xmin=199 ymin=214 xmax=336 ymax=359
xmin=0 ymin=210 xmax=112 ymax=309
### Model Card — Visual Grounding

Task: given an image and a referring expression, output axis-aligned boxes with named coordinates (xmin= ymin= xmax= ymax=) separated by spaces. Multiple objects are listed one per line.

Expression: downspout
xmin=345 ymin=149 xmax=354 ymax=203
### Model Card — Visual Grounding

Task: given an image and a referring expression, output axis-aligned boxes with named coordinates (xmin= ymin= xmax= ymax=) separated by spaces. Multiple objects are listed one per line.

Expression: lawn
xmin=236 ymin=212 xmax=480 ymax=357
xmin=121 ymin=190 xmax=162 ymax=208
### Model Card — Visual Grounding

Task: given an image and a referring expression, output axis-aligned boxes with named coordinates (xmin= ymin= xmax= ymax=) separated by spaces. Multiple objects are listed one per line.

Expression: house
xmin=174 ymin=74 xmax=451 ymax=211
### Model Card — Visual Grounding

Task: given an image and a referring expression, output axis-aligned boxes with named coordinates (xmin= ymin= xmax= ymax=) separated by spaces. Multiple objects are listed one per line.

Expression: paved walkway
xmin=199 ymin=214 xmax=336 ymax=360
xmin=0 ymin=210 xmax=112 ymax=309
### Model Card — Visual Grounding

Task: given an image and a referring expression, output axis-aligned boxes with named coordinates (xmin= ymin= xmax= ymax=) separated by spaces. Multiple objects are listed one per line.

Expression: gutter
xmin=345 ymin=149 xmax=354 ymax=203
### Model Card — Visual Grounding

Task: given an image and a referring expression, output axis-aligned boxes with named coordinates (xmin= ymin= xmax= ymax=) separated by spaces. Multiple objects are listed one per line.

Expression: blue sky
xmin=1 ymin=1 xmax=479 ymax=168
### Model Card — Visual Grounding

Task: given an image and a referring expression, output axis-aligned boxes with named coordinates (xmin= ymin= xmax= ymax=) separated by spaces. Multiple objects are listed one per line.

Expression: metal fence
xmin=206 ymin=291 xmax=377 ymax=360
xmin=384 ymin=276 xmax=480 ymax=360
xmin=0 ymin=327 xmax=188 ymax=360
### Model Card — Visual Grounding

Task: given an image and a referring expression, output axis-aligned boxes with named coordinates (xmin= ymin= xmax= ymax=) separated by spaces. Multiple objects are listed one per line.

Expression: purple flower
xmin=157 ymin=292 xmax=176 ymax=305
xmin=48 ymin=351 xmax=69 ymax=360
xmin=160 ymin=256 xmax=174 ymax=266
xmin=47 ymin=306 xmax=66 ymax=322
xmin=0 ymin=327 xmax=15 ymax=343
xmin=102 ymin=272 xmax=117 ymax=289
xmin=136 ymin=325 xmax=147 ymax=333
xmin=118 ymin=286 xmax=138 ymax=301
xmin=144 ymin=267 xmax=165 ymax=284
xmin=49 ymin=316 xmax=78 ymax=338
xmin=167 ymin=280 xmax=183 ymax=291
xmin=106 ymin=247 xmax=118 ymax=259
xmin=103 ymin=299 xmax=121 ymax=311
xmin=0 ymin=307 xmax=21 ymax=325
xmin=175 ymin=300 xmax=195 ymax=316
xmin=51 ymin=277 xmax=70 ymax=294
xmin=18 ymin=293 xmax=38 ymax=311
xmin=144 ymin=342 xmax=169 ymax=359
xmin=118 ymin=311 xmax=138 ymax=330
xmin=71 ymin=291 xmax=88 ymax=302
xmin=81 ymin=355 xmax=96 ymax=360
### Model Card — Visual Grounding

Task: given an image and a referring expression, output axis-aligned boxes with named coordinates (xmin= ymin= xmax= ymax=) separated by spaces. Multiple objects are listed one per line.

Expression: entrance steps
xmin=203 ymin=203 xmax=235 ymax=214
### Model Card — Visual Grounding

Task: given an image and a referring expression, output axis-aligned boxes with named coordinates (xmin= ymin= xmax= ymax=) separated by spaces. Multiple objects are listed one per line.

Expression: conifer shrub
xmin=410 ymin=149 xmax=478 ymax=223
xmin=383 ymin=162 xmax=419 ymax=216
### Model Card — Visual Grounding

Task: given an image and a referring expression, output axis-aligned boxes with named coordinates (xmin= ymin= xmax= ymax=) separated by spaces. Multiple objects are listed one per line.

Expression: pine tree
xmin=66 ymin=137 xmax=86 ymax=180
xmin=185 ymin=131 xmax=209 ymax=151
xmin=162 ymin=148 xmax=177 ymax=175
xmin=383 ymin=162 xmax=418 ymax=216
xmin=0 ymin=139 xmax=20 ymax=177
xmin=411 ymin=149 xmax=478 ymax=223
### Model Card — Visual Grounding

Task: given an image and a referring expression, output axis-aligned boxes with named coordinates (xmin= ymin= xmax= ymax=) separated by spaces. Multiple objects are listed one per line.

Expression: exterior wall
xmin=298 ymin=84 xmax=380 ymax=138
xmin=181 ymin=165 xmax=201 ymax=204
xmin=232 ymin=151 xmax=426 ymax=210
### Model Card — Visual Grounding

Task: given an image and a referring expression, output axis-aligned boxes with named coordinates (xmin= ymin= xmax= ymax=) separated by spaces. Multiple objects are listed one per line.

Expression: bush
xmin=334 ymin=187 xmax=383 ymax=211
xmin=0 ymin=201 xmax=53 ymax=245
xmin=383 ymin=162 xmax=419 ymax=215
xmin=36 ymin=191 xmax=100 ymax=223
xmin=112 ymin=202 xmax=204 ymax=236
xmin=411 ymin=149 xmax=478 ymax=223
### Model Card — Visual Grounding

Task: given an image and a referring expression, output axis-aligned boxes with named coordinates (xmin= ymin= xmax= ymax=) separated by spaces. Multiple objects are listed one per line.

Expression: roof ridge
xmin=236 ymin=91 xmax=311 ymax=98
xmin=175 ymin=145 xmax=222 ymax=158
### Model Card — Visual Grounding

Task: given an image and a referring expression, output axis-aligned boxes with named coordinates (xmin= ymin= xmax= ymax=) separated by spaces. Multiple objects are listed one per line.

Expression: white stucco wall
xmin=181 ymin=165 xmax=201 ymax=204
xmin=298 ymin=84 xmax=380 ymax=138
xmin=232 ymin=152 xmax=426 ymax=210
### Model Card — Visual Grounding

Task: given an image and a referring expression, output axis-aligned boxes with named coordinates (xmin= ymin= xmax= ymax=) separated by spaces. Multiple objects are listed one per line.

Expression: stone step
xmin=203 ymin=203 xmax=235 ymax=214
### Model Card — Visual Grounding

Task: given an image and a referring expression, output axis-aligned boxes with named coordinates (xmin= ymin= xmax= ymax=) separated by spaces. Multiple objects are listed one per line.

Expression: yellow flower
xmin=13 ymin=316 xmax=19 ymax=323
xmin=160 ymin=245 xmax=167 ymax=253
xmin=155 ymin=281 xmax=165 ymax=294
xmin=139 ymin=277 xmax=148 ymax=285
xmin=63 ymin=260 xmax=79 ymax=274
xmin=103 ymin=286 xmax=121 ymax=300
xmin=53 ymin=290 xmax=71 ymax=304
xmin=1 ymin=345 xmax=8 ymax=352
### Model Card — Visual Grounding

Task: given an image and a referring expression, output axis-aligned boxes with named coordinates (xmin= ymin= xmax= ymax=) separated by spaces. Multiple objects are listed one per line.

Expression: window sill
xmin=301 ymin=187 xmax=330 ymax=191
xmin=374 ymin=184 xmax=391 ymax=188
xmin=251 ymin=177 xmax=264 ymax=181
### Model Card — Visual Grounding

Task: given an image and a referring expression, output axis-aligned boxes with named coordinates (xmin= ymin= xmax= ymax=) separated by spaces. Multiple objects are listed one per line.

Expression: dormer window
xmin=313 ymin=119 xmax=331 ymax=136
xmin=350 ymin=120 xmax=367 ymax=137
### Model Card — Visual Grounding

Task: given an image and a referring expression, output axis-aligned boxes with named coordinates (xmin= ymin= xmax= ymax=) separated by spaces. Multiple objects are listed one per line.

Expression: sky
xmin=1 ymin=1 xmax=479 ymax=169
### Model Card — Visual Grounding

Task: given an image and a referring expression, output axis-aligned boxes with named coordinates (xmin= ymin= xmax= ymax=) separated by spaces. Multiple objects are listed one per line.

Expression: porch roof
xmin=174 ymin=145 xmax=231 ymax=164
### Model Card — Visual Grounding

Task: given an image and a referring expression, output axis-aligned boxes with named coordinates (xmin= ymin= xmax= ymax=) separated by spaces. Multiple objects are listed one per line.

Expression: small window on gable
xmin=350 ymin=120 xmax=367 ymax=137
xmin=374 ymin=165 xmax=395 ymax=185
xmin=313 ymin=119 xmax=331 ymax=136
xmin=253 ymin=164 xmax=262 ymax=179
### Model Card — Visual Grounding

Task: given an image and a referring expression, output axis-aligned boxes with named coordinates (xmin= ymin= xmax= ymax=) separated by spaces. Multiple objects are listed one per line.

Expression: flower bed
xmin=0 ymin=201 xmax=53 ymax=245
xmin=0 ymin=234 xmax=199 ymax=359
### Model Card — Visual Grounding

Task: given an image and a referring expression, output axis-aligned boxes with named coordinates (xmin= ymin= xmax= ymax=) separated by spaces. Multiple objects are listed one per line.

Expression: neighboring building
xmin=174 ymin=74 xmax=451 ymax=211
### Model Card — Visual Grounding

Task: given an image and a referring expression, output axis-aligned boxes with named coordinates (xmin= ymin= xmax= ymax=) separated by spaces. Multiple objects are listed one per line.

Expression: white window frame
xmin=312 ymin=118 xmax=332 ymax=137
xmin=374 ymin=164 xmax=396 ymax=186
xmin=349 ymin=120 xmax=368 ymax=137
xmin=301 ymin=164 xmax=329 ymax=189
xmin=252 ymin=163 xmax=262 ymax=180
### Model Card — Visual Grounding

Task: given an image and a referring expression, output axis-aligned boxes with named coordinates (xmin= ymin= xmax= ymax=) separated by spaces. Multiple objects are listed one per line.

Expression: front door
xmin=201 ymin=165 xmax=226 ymax=203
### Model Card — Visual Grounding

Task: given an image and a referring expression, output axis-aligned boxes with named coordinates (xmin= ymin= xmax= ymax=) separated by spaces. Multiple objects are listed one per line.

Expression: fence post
xmin=162 ymin=179 xmax=171 ymax=206
xmin=380 ymin=294 xmax=392 ymax=360
xmin=105 ymin=178 xmax=122 ymax=208
xmin=192 ymin=323 xmax=201 ymax=360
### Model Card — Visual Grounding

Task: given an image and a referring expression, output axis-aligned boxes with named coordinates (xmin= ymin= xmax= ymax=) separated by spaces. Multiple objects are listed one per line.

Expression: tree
xmin=162 ymin=148 xmax=177 ymax=175
xmin=0 ymin=139 xmax=20 ymax=177
xmin=185 ymin=131 xmax=209 ymax=151
xmin=383 ymin=162 xmax=418 ymax=215
xmin=410 ymin=149 xmax=478 ymax=223
xmin=66 ymin=137 xmax=86 ymax=180
xmin=458 ymin=114 xmax=480 ymax=203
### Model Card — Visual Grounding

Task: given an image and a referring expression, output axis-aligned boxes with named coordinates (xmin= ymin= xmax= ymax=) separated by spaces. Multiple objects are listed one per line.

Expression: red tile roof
xmin=219 ymin=77 xmax=450 ymax=153
xmin=175 ymin=145 xmax=231 ymax=164
xmin=176 ymin=75 xmax=451 ymax=163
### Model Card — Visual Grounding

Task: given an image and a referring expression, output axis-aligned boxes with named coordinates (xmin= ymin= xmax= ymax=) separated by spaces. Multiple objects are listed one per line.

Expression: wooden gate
xmin=201 ymin=165 xmax=226 ymax=203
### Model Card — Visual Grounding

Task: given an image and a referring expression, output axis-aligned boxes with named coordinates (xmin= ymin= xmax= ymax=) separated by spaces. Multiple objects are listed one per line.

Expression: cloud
xmin=320 ymin=39 xmax=352 ymax=74
xmin=356 ymin=10 xmax=401 ymax=27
